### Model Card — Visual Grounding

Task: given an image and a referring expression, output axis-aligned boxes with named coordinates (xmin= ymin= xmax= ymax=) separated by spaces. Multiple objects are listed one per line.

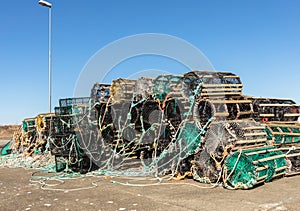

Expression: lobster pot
xmin=135 ymin=77 xmax=154 ymax=100
xmin=277 ymin=147 xmax=300 ymax=175
xmin=192 ymin=120 xmax=268 ymax=183
xmin=250 ymin=97 xmax=300 ymax=122
xmin=35 ymin=113 xmax=56 ymax=153
xmin=55 ymin=106 xmax=73 ymax=116
xmin=22 ymin=118 xmax=36 ymax=134
xmin=120 ymin=99 xmax=164 ymax=157
xmin=49 ymin=114 xmax=98 ymax=173
xmin=111 ymin=78 xmax=136 ymax=102
xmin=265 ymin=123 xmax=300 ymax=145
xmin=50 ymin=116 xmax=74 ymax=136
xmin=35 ymin=113 xmax=55 ymax=133
xmin=163 ymin=97 xmax=187 ymax=129
xmin=106 ymin=102 xmax=140 ymax=148
xmin=18 ymin=114 xmax=53 ymax=156
xmin=97 ymin=101 xmax=138 ymax=131
xmin=49 ymin=116 xmax=76 ymax=159
xmin=204 ymin=120 xmax=267 ymax=155
xmin=59 ymin=97 xmax=91 ymax=107
xmin=56 ymin=97 xmax=91 ymax=128
xmin=231 ymin=120 xmax=268 ymax=150
xmin=223 ymin=146 xmax=287 ymax=189
xmin=154 ymin=75 xmax=192 ymax=124
xmin=184 ymin=71 xmax=253 ymax=124
xmin=52 ymin=98 xmax=93 ymax=146
xmin=19 ymin=118 xmax=37 ymax=153
xmin=89 ymin=83 xmax=111 ymax=125
xmin=97 ymin=99 xmax=161 ymax=145
xmin=90 ymin=83 xmax=111 ymax=103
xmin=193 ymin=98 xmax=253 ymax=126
xmin=51 ymin=133 xmax=94 ymax=174
xmin=55 ymin=104 xmax=90 ymax=116
xmin=153 ymin=74 xmax=183 ymax=101
xmin=49 ymin=133 xmax=77 ymax=156
xmin=183 ymin=71 xmax=243 ymax=99
xmin=138 ymin=99 xmax=162 ymax=131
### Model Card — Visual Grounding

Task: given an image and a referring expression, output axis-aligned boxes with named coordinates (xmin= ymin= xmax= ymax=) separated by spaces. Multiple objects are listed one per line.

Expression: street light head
xmin=38 ymin=0 xmax=52 ymax=8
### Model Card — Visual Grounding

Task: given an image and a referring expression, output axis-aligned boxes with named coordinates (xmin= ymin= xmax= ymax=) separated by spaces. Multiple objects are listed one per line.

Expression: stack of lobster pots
xmin=12 ymin=113 xmax=54 ymax=156
xmin=9 ymin=70 xmax=300 ymax=187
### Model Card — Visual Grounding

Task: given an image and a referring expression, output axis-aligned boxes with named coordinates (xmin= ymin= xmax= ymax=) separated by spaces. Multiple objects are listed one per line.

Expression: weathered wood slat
xmin=202 ymin=83 xmax=243 ymax=87
xmin=259 ymin=103 xmax=300 ymax=107
xmin=201 ymin=92 xmax=241 ymax=96
xmin=244 ymin=132 xmax=266 ymax=137
xmin=235 ymin=138 xmax=267 ymax=145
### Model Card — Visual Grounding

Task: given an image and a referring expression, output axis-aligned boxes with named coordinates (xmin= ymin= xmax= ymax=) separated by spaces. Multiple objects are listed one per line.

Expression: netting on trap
xmin=223 ymin=146 xmax=287 ymax=189
xmin=49 ymin=97 xmax=99 ymax=173
xmin=264 ymin=122 xmax=300 ymax=176
xmin=135 ymin=77 xmax=154 ymax=101
xmin=192 ymin=120 xmax=268 ymax=184
xmin=153 ymin=74 xmax=184 ymax=101
xmin=50 ymin=74 xmax=211 ymax=176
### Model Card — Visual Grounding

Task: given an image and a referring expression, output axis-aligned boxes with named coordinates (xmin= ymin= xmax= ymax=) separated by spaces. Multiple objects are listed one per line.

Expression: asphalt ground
xmin=0 ymin=167 xmax=300 ymax=211
xmin=0 ymin=139 xmax=10 ymax=148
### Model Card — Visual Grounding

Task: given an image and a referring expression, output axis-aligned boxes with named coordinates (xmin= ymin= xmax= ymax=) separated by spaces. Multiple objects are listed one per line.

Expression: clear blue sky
xmin=1 ymin=0 xmax=300 ymax=125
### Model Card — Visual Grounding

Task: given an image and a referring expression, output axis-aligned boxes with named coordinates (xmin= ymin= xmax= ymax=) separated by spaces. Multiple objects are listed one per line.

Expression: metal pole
xmin=48 ymin=7 xmax=52 ymax=113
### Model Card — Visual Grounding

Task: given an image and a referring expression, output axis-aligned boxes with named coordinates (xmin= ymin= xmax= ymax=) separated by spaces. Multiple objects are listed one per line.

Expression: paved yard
xmin=0 ymin=167 xmax=299 ymax=211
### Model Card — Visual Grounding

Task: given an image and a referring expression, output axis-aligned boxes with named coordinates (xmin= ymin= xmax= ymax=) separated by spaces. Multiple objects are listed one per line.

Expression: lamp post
xmin=38 ymin=0 xmax=52 ymax=113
